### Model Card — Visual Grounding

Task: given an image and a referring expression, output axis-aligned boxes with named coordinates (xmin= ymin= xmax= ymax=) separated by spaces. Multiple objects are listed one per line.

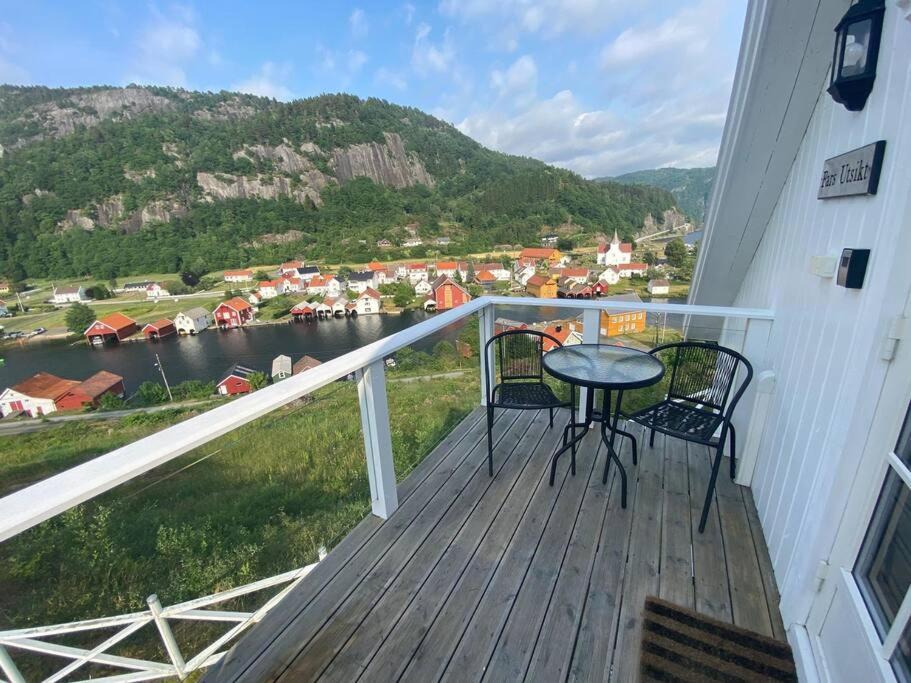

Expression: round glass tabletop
xmin=543 ymin=343 xmax=665 ymax=390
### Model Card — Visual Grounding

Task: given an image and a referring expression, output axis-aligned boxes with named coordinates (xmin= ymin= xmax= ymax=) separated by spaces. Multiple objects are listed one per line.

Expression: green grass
xmin=0 ymin=371 xmax=478 ymax=630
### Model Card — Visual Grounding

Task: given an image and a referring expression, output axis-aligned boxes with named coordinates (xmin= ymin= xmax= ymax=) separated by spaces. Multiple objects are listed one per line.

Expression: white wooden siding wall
xmin=731 ymin=8 xmax=911 ymax=626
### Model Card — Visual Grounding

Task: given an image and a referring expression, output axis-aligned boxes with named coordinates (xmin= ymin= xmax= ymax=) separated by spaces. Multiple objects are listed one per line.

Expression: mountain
xmin=605 ymin=167 xmax=715 ymax=224
xmin=0 ymin=85 xmax=678 ymax=280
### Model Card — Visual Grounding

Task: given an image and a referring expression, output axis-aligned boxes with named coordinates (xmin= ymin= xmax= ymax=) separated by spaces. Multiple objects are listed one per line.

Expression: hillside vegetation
xmin=0 ymin=86 xmax=676 ymax=279
xmin=607 ymin=166 xmax=715 ymax=224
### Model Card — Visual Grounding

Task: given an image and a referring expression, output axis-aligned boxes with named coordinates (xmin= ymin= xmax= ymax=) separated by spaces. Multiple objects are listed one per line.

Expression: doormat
xmin=640 ymin=596 xmax=797 ymax=682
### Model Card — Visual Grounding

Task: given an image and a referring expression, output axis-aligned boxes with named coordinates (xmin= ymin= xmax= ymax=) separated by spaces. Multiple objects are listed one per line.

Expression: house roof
xmin=431 ymin=275 xmax=469 ymax=293
xmin=436 ymin=261 xmax=458 ymax=270
xmin=408 ymin=263 xmax=427 ymax=270
xmin=94 ymin=312 xmax=137 ymax=332
xmin=475 ymin=270 xmax=496 ymax=282
xmin=143 ymin=318 xmax=174 ymax=331
xmin=618 ymin=262 xmax=647 ymax=271
xmin=619 ymin=243 xmax=633 ymax=253
xmin=281 ymin=261 xmax=302 ymax=269
xmin=297 ymin=265 xmax=321 ymax=276
xmin=290 ymin=302 xmax=314 ymax=313
xmin=526 ymin=274 xmax=554 ymax=287
xmin=349 ymin=271 xmax=375 ymax=282
xmin=181 ymin=307 xmax=210 ymax=319
xmin=520 ymin=247 xmax=559 ymax=259
xmin=272 ymin=355 xmax=292 ymax=375
xmin=560 ymin=267 xmax=589 ymax=278
xmin=293 ymin=355 xmax=323 ymax=374
xmin=219 ymin=364 xmax=258 ymax=383
xmin=367 ymin=260 xmax=385 ymax=271
xmin=12 ymin=372 xmax=80 ymax=400
xmin=70 ymin=371 xmax=123 ymax=399
xmin=474 ymin=263 xmax=503 ymax=272
xmin=308 ymin=275 xmax=327 ymax=287
xmin=219 ymin=297 xmax=252 ymax=312
xmin=360 ymin=287 xmax=381 ymax=299
xmin=649 ymin=279 xmax=670 ymax=287
xmin=542 ymin=325 xmax=578 ymax=352
xmin=224 ymin=269 xmax=253 ymax=277
xmin=54 ymin=285 xmax=83 ymax=295
xmin=123 ymin=281 xmax=155 ymax=288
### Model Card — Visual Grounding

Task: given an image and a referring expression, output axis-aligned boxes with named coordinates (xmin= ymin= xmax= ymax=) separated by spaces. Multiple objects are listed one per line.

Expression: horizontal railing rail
xmin=0 ymin=296 xmax=774 ymax=543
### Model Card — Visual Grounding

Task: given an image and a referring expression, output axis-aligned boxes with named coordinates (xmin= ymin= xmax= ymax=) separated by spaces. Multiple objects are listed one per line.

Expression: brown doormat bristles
xmin=640 ymin=596 xmax=797 ymax=682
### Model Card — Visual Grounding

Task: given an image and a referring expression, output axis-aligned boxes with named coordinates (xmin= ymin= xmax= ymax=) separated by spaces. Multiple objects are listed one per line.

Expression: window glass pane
xmin=854 ymin=468 xmax=911 ymax=636
xmin=892 ymin=621 xmax=911 ymax=682
xmin=898 ymin=402 xmax=911 ymax=466
xmin=841 ymin=18 xmax=872 ymax=78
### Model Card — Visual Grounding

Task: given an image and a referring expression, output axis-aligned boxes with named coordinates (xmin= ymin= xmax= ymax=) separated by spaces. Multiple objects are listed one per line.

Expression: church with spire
xmin=596 ymin=231 xmax=633 ymax=267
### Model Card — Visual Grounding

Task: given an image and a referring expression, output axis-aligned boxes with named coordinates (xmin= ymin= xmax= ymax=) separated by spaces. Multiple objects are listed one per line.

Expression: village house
xmin=296 ymin=265 xmax=321 ymax=279
xmin=596 ymin=231 xmax=634 ymax=266
xmin=591 ymin=280 xmax=610 ymax=297
xmin=55 ymin=371 xmax=125 ymax=411
xmin=474 ymin=270 xmax=497 ymax=290
xmin=85 ymin=312 xmax=138 ymax=345
xmin=223 ymin=269 xmax=254 ymax=283
xmin=0 ymin=300 xmax=8 ymax=317
xmin=214 ymin=297 xmax=255 ymax=328
xmin=434 ymin=261 xmax=458 ymax=278
xmin=142 ymin=319 xmax=177 ymax=340
xmin=217 ymin=364 xmax=259 ymax=395
xmin=293 ymin=355 xmax=322 ymax=374
xmin=402 ymin=237 xmax=423 ymax=248
xmin=473 ymin=262 xmax=512 ymax=281
xmin=271 ymin=355 xmax=292 ymax=382
xmin=557 ymin=280 xmax=594 ymax=299
xmin=290 ymin=302 xmax=315 ymax=321
xmin=435 ymin=236 xmax=451 ymax=246
xmin=314 ymin=301 xmax=333 ymax=318
xmin=366 ymin=260 xmax=385 ymax=273
xmin=257 ymin=279 xmax=285 ymax=299
xmin=494 ymin=318 xmax=528 ymax=334
xmin=430 ymin=275 xmax=471 ymax=311
xmin=596 ymin=266 xmax=622 ymax=286
xmin=541 ymin=323 xmax=584 ymax=352
xmin=376 ymin=239 xmax=393 ymax=248
xmin=514 ymin=263 xmax=538 ymax=286
xmin=121 ymin=281 xmax=154 ymax=293
xmin=647 ymin=278 xmax=671 ymax=295
xmin=347 ymin=271 xmax=377 ymax=294
xmin=617 ymin=262 xmax=648 ymax=278
xmin=280 ymin=276 xmax=303 ymax=293
xmin=525 ymin=274 xmax=558 ymax=298
xmin=306 ymin=275 xmax=328 ymax=296
xmin=0 ymin=372 xmax=78 ymax=417
xmin=376 ymin=268 xmax=396 ymax=286
xmin=551 ymin=266 xmax=589 ymax=285
xmin=406 ymin=263 xmax=429 ymax=285
xmin=325 ymin=276 xmax=342 ymax=298
xmin=0 ymin=281 xmax=10 ymax=294
xmin=145 ymin=283 xmax=170 ymax=299
xmin=173 ymin=307 xmax=211 ymax=335
xmin=247 ymin=291 xmax=263 ymax=307
xmin=414 ymin=280 xmax=433 ymax=296
xmin=279 ymin=261 xmax=302 ymax=276
xmin=353 ymin=288 xmax=382 ymax=315
xmin=323 ymin=296 xmax=349 ymax=317
xmin=517 ymin=247 xmax=565 ymax=268
xmin=51 ymin=285 xmax=89 ymax=304
xmin=598 ymin=293 xmax=647 ymax=337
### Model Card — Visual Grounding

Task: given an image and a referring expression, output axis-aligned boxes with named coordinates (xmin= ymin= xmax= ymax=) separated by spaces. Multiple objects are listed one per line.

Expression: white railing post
xmin=479 ymin=302 xmax=495 ymax=406
xmin=0 ymin=644 xmax=25 ymax=683
xmin=147 ymin=594 xmax=186 ymax=680
xmin=579 ymin=308 xmax=601 ymax=421
xmin=733 ymin=317 xmax=775 ymax=486
xmin=356 ymin=360 xmax=398 ymax=519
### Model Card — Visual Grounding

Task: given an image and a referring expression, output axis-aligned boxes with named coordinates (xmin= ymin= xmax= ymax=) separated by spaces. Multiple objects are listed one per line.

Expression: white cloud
xmin=349 ymin=8 xmax=368 ymax=38
xmin=439 ymin=0 xmax=630 ymax=38
xmin=347 ymin=49 xmax=368 ymax=73
xmin=375 ymin=67 xmax=408 ymax=90
xmin=231 ymin=62 xmax=294 ymax=101
xmin=127 ymin=6 xmax=202 ymax=86
xmin=402 ymin=3 xmax=416 ymax=25
xmin=411 ymin=22 xmax=456 ymax=75
xmin=490 ymin=55 xmax=537 ymax=103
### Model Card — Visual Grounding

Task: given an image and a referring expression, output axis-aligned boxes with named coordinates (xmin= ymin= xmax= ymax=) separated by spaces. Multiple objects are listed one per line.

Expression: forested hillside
xmin=606 ymin=167 xmax=715 ymax=224
xmin=0 ymin=85 xmax=676 ymax=279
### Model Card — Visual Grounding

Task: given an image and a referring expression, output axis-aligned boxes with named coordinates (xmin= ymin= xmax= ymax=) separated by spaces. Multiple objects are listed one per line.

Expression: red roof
xmin=144 ymin=318 xmax=175 ymax=331
xmin=281 ymin=260 xmax=302 ymax=269
xmin=619 ymin=243 xmax=633 ymax=253
xmin=291 ymin=302 xmax=314 ymax=314
xmin=526 ymin=274 xmax=552 ymax=287
xmin=436 ymin=261 xmax=458 ymax=270
xmin=475 ymin=270 xmax=496 ymax=282
xmin=520 ymin=247 xmax=559 ymax=259
xmin=224 ymin=269 xmax=253 ymax=277
xmin=360 ymin=287 xmax=381 ymax=299
xmin=12 ymin=372 xmax=80 ymax=400
xmin=408 ymin=263 xmax=427 ymax=270
xmin=220 ymin=297 xmax=252 ymax=312
xmin=619 ymin=262 xmax=648 ymax=271
xmin=308 ymin=275 xmax=326 ymax=287
xmin=542 ymin=325 xmax=576 ymax=352
xmin=70 ymin=371 xmax=124 ymax=399
xmin=95 ymin=312 xmax=137 ymax=333
xmin=367 ymin=260 xmax=385 ymax=271
xmin=560 ymin=267 xmax=589 ymax=278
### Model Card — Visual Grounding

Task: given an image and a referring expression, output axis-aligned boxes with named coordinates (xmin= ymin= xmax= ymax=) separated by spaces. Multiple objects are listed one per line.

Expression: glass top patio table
xmin=543 ymin=344 xmax=665 ymax=391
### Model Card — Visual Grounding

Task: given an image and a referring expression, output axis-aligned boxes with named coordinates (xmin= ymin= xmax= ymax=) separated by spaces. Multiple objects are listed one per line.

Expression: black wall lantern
xmin=827 ymin=0 xmax=886 ymax=111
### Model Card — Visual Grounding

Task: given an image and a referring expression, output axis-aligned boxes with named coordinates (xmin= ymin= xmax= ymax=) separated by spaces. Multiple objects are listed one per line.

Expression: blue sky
xmin=0 ymin=0 xmax=747 ymax=177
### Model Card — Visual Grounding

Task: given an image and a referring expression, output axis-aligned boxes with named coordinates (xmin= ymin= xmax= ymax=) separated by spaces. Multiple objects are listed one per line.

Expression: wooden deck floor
xmin=207 ymin=406 xmax=785 ymax=683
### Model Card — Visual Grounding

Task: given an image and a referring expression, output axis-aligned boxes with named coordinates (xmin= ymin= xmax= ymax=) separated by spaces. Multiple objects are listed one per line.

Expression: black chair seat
xmin=493 ymin=382 xmax=564 ymax=409
xmin=629 ymin=400 xmax=723 ymax=444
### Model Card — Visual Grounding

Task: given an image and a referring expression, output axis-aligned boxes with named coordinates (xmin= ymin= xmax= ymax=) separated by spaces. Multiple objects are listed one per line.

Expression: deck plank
xmin=207 ymin=407 xmax=487 ymax=682
xmin=659 ymin=434 xmax=695 ymax=610
xmin=609 ymin=430 xmax=665 ymax=683
xmin=438 ymin=429 xmax=603 ymax=681
xmin=316 ymin=410 xmax=555 ymax=682
xmin=687 ymin=441 xmax=733 ymax=625
xmin=742 ymin=487 xmax=787 ymax=640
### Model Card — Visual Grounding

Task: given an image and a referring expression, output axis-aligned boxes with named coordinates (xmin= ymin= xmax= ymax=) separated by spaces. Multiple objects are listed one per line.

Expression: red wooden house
xmin=214 ymin=297 xmax=255 ymax=328
xmin=592 ymin=280 xmax=609 ymax=296
xmin=291 ymin=302 xmax=315 ymax=320
xmin=55 ymin=371 xmax=125 ymax=410
xmin=85 ymin=313 xmax=138 ymax=345
xmin=142 ymin=319 xmax=177 ymax=339
xmin=217 ymin=364 xmax=259 ymax=395
xmin=431 ymin=275 xmax=471 ymax=311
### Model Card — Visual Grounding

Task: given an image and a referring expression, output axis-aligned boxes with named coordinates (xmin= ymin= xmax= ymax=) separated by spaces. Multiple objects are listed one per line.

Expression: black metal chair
xmin=484 ymin=329 xmax=574 ymax=476
xmin=626 ymin=341 xmax=753 ymax=533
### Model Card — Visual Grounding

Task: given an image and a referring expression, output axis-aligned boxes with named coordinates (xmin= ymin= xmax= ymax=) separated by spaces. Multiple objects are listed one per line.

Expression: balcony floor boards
xmin=207 ymin=407 xmax=784 ymax=683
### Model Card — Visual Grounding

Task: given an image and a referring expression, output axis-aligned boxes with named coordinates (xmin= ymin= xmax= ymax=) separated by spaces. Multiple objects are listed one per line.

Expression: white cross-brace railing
xmin=0 ymin=550 xmax=326 ymax=683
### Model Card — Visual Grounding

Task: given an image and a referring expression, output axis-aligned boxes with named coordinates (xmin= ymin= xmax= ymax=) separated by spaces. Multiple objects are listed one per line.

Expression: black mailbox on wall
xmin=837 ymin=248 xmax=870 ymax=289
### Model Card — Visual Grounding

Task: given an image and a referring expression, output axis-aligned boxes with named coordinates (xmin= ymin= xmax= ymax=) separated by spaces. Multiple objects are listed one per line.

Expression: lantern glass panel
xmin=840 ymin=18 xmax=873 ymax=78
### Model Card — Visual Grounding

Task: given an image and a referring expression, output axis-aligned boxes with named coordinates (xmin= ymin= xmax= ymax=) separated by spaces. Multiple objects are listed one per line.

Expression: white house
xmin=406 ymin=263 xmax=429 ymax=285
xmin=0 ymin=372 xmax=75 ymax=417
xmin=597 ymin=231 xmax=633 ymax=266
xmin=223 ymin=270 xmax=253 ymax=283
xmin=353 ymin=288 xmax=382 ymax=315
xmin=52 ymin=285 xmax=89 ymax=304
xmin=617 ymin=263 xmax=648 ymax=278
xmin=258 ymin=280 xmax=285 ymax=299
xmin=325 ymin=276 xmax=342 ymax=298
xmin=514 ymin=264 xmax=538 ymax=286
xmin=414 ymin=280 xmax=433 ymax=296
xmin=647 ymin=279 xmax=670 ymax=295
xmin=690 ymin=3 xmax=911 ymax=680
xmin=0 ymin=300 xmax=8 ymax=317
xmin=596 ymin=266 xmax=621 ymax=286
xmin=145 ymin=283 xmax=170 ymax=299
xmin=347 ymin=271 xmax=377 ymax=294
xmin=173 ymin=307 xmax=211 ymax=335
xmin=281 ymin=277 xmax=303 ymax=293
xmin=271 ymin=355 xmax=292 ymax=381
xmin=402 ymin=237 xmax=423 ymax=248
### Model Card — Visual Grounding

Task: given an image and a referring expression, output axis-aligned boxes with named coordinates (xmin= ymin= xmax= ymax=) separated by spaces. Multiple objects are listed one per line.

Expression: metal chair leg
xmin=486 ymin=405 xmax=494 ymax=477
xmin=649 ymin=428 xmax=656 ymax=448
xmin=548 ymin=407 xmax=554 ymax=428
xmin=699 ymin=444 xmax=725 ymax=533
xmin=728 ymin=423 xmax=737 ymax=480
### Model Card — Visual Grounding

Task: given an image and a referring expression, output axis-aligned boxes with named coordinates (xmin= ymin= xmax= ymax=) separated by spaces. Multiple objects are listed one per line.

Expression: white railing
xmin=0 ymin=296 xmax=775 ymax=681
xmin=0 ymin=551 xmax=325 ymax=683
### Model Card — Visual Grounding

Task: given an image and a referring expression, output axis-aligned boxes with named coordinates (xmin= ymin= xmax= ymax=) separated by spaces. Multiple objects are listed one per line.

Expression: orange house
xmin=599 ymin=294 xmax=647 ymax=337
xmin=518 ymin=247 xmax=563 ymax=267
xmin=526 ymin=274 xmax=558 ymax=298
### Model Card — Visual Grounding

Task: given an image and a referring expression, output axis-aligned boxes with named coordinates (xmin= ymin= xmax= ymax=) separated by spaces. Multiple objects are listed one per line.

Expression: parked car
xmin=33 ymin=327 xmax=46 ymax=335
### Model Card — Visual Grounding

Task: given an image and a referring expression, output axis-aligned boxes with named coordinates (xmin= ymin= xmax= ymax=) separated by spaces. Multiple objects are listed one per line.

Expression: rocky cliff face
xmin=57 ymin=194 xmax=186 ymax=232
xmin=640 ymin=207 xmax=688 ymax=236
xmin=330 ymin=132 xmax=434 ymax=189
xmin=233 ymin=141 xmax=325 ymax=175
xmin=196 ymin=171 xmax=327 ymax=206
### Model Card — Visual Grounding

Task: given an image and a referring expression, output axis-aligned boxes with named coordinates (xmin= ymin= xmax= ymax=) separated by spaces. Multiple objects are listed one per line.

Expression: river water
xmin=0 ymin=305 xmax=574 ymax=390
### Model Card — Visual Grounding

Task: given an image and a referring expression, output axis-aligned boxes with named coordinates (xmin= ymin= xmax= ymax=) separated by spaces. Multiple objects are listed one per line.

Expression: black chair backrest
xmin=650 ymin=341 xmax=753 ymax=415
xmin=484 ymin=329 xmax=562 ymax=393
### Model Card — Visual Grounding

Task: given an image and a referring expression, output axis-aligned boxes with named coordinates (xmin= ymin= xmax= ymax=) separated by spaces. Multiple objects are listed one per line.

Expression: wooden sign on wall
xmin=818 ymin=140 xmax=886 ymax=199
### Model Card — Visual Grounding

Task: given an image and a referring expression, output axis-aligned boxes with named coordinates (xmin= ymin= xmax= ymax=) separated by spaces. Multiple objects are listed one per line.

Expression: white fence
xmin=0 ymin=296 xmax=774 ymax=681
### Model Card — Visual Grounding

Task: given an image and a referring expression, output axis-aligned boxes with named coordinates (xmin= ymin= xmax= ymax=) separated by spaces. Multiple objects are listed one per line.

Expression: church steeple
xmin=611 ymin=230 xmax=620 ymax=245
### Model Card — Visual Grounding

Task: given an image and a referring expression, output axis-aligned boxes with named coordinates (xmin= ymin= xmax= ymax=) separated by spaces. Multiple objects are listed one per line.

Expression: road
xmin=0 ymin=400 xmax=210 ymax=436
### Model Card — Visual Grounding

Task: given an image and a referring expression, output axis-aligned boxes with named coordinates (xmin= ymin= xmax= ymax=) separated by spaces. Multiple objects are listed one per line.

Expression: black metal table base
xmin=548 ymin=388 xmax=637 ymax=508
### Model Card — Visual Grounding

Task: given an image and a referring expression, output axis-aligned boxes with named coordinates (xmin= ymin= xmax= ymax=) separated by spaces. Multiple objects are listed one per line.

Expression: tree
xmin=643 ymin=250 xmax=657 ymax=266
xmin=86 ymin=283 xmax=113 ymax=300
xmin=248 ymin=371 xmax=269 ymax=391
xmin=65 ymin=302 xmax=96 ymax=334
xmin=180 ymin=271 xmax=200 ymax=287
xmin=253 ymin=270 xmax=271 ymax=281
xmin=556 ymin=237 xmax=574 ymax=252
xmin=98 ymin=392 xmax=126 ymax=411
xmin=467 ymin=283 xmax=484 ymax=298
xmin=466 ymin=262 xmax=476 ymax=282
xmin=135 ymin=381 xmax=169 ymax=406
xmin=664 ymin=238 xmax=688 ymax=268
xmin=393 ymin=282 xmax=415 ymax=307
